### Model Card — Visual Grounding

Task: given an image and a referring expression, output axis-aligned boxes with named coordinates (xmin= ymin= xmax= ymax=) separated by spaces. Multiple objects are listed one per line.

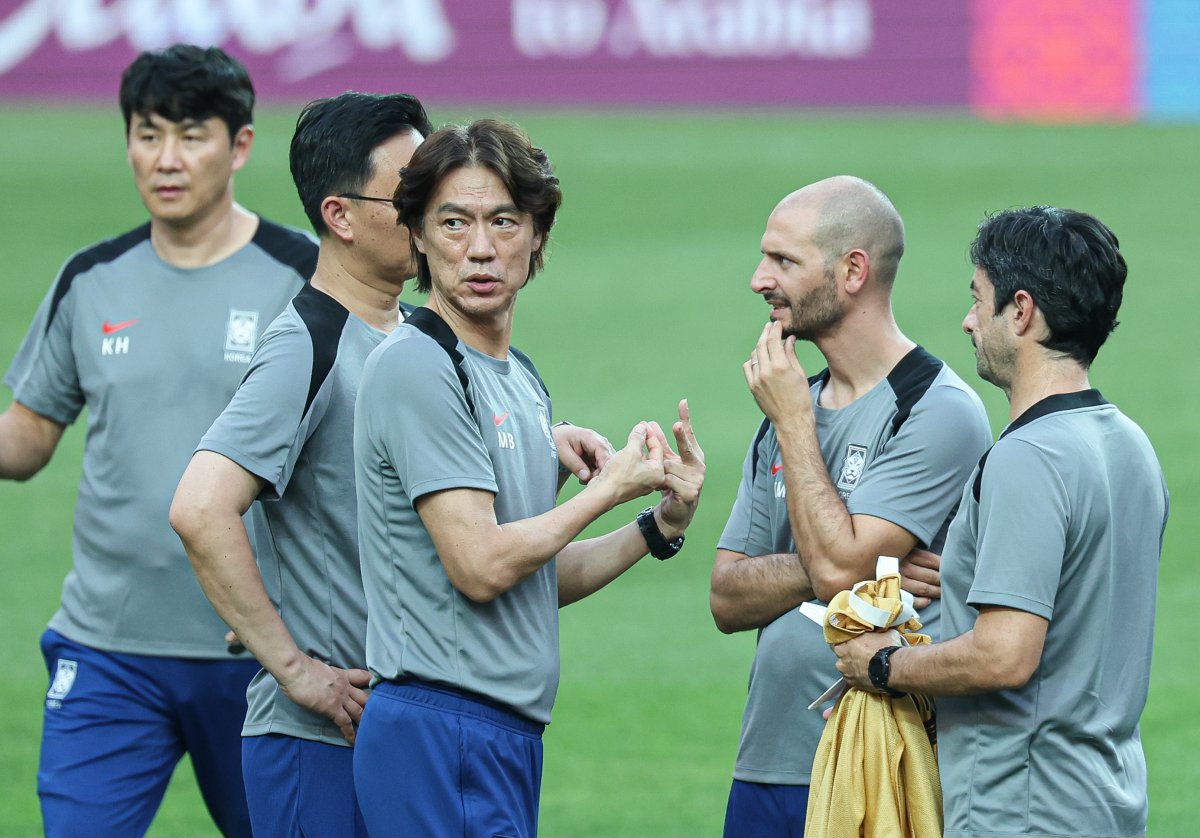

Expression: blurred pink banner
xmin=0 ymin=0 xmax=969 ymax=106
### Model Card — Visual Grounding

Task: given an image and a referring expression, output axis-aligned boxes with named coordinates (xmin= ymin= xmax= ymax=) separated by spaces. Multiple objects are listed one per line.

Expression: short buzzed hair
xmin=395 ymin=119 xmax=562 ymax=293
xmin=808 ymin=176 xmax=906 ymax=285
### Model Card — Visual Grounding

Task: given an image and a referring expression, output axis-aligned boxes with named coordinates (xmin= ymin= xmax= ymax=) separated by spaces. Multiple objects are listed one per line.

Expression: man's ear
xmin=1010 ymin=289 xmax=1037 ymax=335
xmin=842 ymin=248 xmax=870 ymax=294
xmin=321 ymin=196 xmax=354 ymax=243
xmin=230 ymin=124 xmax=254 ymax=173
xmin=412 ymin=223 xmax=428 ymax=255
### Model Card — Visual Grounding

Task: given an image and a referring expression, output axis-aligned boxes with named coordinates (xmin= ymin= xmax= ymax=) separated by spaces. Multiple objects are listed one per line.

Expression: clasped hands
xmin=581 ymin=399 xmax=706 ymax=537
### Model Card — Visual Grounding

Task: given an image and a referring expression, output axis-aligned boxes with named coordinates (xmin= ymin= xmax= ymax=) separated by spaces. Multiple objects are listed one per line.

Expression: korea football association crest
xmin=224 ymin=309 xmax=259 ymax=363
xmin=836 ymin=443 xmax=868 ymax=495
xmin=46 ymin=658 xmax=78 ymax=709
xmin=537 ymin=403 xmax=557 ymax=455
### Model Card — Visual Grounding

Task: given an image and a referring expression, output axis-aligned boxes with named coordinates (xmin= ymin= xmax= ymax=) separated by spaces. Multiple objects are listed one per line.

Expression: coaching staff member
xmin=170 ymin=91 xmax=432 ymax=836
xmin=710 ymin=176 xmax=992 ymax=836
xmin=0 ymin=45 xmax=316 ymax=835
xmin=351 ymin=119 xmax=706 ymax=836
xmin=836 ymin=206 xmax=1168 ymax=838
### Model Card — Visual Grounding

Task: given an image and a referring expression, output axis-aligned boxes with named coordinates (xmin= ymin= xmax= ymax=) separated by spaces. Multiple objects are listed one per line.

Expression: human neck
xmin=427 ymin=295 xmax=512 ymax=359
xmin=310 ymin=249 xmax=403 ymax=333
xmin=150 ymin=199 xmax=258 ymax=269
xmin=1005 ymin=354 xmax=1092 ymax=421
xmin=815 ymin=314 xmax=915 ymax=409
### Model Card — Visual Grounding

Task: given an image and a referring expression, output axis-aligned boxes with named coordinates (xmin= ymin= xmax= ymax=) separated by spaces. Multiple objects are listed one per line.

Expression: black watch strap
xmin=636 ymin=507 xmax=684 ymax=560
xmin=868 ymin=645 xmax=906 ymax=698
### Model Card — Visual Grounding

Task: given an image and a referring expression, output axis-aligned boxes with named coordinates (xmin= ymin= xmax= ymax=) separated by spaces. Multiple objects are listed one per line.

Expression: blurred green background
xmin=0 ymin=107 xmax=1195 ymax=835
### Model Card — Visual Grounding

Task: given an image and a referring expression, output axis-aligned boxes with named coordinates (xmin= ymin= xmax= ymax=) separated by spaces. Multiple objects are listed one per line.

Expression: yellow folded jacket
xmin=805 ymin=571 xmax=942 ymax=838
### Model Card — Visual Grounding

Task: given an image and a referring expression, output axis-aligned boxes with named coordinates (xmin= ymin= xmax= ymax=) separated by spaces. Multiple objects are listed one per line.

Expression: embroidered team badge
xmin=835 ymin=443 xmax=868 ymax=493
xmin=224 ymin=309 xmax=259 ymax=363
xmin=536 ymin=403 xmax=556 ymax=455
xmin=46 ymin=659 xmax=78 ymax=709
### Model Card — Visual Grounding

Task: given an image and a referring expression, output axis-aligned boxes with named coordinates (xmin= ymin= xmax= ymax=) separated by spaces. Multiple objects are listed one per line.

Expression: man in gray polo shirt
xmin=710 ymin=176 xmax=992 ymax=837
xmin=352 ymin=119 xmax=707 ymax=837
xmin=0 ymin=46 xmax=315 ymax=835
xmin=169 ymin=91 xmax=432 ymax=838
xmin=171 ymin=94 xmax=618 ymax=837
xmin=836 ymin=206 xmax=1168 ymax=838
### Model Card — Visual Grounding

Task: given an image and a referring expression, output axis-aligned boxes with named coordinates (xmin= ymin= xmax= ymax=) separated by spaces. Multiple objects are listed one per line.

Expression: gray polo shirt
xmin=354 ymin=308 xmax=561 ymax=724
xmin=718 ymin=348 xmax=991 ymax=784
xmin=197 ymin=283 xmax=408 ymax=745
xmin=939 ymin=390 xmax=1168 ymax=838
xmin=4 ymin=221 xmax=316 ymax=658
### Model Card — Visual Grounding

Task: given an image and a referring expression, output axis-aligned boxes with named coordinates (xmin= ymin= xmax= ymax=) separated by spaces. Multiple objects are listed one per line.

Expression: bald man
xmin=710 ymin=176 xmax=992 ymax=836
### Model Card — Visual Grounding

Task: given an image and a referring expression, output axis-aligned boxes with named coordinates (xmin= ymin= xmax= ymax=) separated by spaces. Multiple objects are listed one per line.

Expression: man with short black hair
xmin=835 ymin=206 xmax=1168 ymax=838
xmin=351 ymin=118 xmax=706 ymax=836
xmin=0 ymin=44 xmax=316 ymax=835
xmin=170 ymin=91 xmax=432 ymax=837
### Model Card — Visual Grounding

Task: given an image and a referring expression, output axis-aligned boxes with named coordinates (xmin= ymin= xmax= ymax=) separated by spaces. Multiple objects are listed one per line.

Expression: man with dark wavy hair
xmin=0 ymin=44 xmax=316 ymax=835
xmin=351 ymin=119 xmax=707 ymax=836
xmin=835 ymin=207 xmax=1168 ymax=838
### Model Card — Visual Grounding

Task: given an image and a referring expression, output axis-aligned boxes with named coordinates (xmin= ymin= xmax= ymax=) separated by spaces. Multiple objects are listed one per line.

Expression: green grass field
xmin=0 ymin=106 xmax=1195 ymax=836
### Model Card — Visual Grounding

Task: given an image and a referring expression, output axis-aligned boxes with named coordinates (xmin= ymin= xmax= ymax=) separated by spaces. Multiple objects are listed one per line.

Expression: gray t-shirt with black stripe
xmin=717 ymin=347 xmax=991 ymax=784
xmin=355 ymin=308 xmax=561 ymax=724
xmin=4 ymin=220 xmax=316 ymax=658
xmin=939 ymin=391 xmax=1168 ymax=838
xmin=198 ymin=283 xmax=408 ymax=745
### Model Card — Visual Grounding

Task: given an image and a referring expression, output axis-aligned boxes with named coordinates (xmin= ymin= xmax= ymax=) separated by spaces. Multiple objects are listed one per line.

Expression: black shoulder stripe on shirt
xmin=292 ymin=284 xmax=350 ymax=419
xmin=509 ymin=345 xmax=550 ymax=398
xmin=403 ymin=307 xmax=476 ymax=416
xmin=45 ymin=224 xmax=152 ymax=334
xmin=749 ymin=368 xmax=828 ymax=477
xmin=973 ymin=388 xmax=1108 ymax=502
xmin=971 ymin=447 xmax=992 ymax=503
xmin=252 ymin=218 xmax=318 ymax=281
xmin=887 ymin=346 xmax=942 ymax=437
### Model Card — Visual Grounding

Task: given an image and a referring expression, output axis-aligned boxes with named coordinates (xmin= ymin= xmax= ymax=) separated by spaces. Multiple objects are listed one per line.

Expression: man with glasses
xmin=0 ymin=45 xmax=316 ymax=835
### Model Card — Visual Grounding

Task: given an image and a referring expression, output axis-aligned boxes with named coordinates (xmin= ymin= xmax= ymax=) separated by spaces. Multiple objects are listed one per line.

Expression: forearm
xmin=557 ymin=505 xmax=680 ymax=606
xmin=710 ymin=551 xmax=815 ymax=633
xmin=775 ymin=421 xmax=866 ymax=589
xmin=0 ymin=402 xmax=63 ymax=480
xmin=427 ymin=480 xmax=622 ymax=603
xmin=887 ymin=610 xmax=1046 ymax=696
xmin=177 ymin=515 xmax=308 ymax=679
xmin=886 ymin=634 xmax=1012 ymax=696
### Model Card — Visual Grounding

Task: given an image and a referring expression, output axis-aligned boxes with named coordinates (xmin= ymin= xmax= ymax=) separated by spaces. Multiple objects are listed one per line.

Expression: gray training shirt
xmin=718 ymin=348 xmax=991 ymax=784
xmin=4 ymin=221 xmax=316 ymax=658
xmin=355 ymin=308 xmax=561 ymax=724
xmin=938 ymin=390 xmax=1168 ymax=838
xmin=198 ymin=284 xmax=407 ymax=745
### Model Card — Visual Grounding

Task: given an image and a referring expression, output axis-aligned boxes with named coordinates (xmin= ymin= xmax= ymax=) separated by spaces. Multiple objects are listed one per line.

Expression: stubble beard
xmin=782 ymin=272 xmax=845 ymax=341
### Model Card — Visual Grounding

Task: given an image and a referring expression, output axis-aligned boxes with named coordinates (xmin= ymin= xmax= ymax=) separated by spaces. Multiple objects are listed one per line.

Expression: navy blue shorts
xmin=354 ymin=680 xmax=545 ymax=837
xmin=38 ymin=629 xmax=259 ymax=837
xmin=723 ymin=778 xmax=809 ymax=838
xmin=243 ymin=733 xmax=366 ymax=837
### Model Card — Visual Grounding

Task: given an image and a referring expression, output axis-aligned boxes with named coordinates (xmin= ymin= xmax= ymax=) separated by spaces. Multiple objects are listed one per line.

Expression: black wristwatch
xmin=635 ymin=507 xmax=685 ymax=560
xmin=867 ymin=645 xmax=906 ymax=698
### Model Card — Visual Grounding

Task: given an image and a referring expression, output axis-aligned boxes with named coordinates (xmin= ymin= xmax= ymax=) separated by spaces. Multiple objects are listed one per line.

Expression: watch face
xmin=868 ymin=651 xmax=885 ymax=688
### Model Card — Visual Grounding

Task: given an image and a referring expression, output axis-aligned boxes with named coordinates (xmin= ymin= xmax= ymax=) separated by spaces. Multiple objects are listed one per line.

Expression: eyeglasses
xmin=338 ymin=194 xmax=396 ymax=207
